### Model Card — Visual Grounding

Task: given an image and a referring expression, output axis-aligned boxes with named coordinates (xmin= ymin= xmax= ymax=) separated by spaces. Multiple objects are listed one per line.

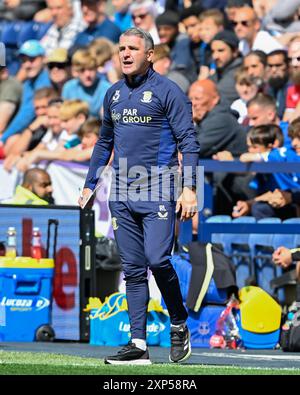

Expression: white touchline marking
xmin=193 ymin=352 xmax=300 ymax=362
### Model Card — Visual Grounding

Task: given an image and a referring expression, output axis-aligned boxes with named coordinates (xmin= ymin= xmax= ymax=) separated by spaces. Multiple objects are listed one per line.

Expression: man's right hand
xmin=78 ymin=187 xmax=94 ymax=209
xmin=232 ymin=200 xmax=250 ymax=218
xmin=272 ymin=246 xmax=293 ymax=268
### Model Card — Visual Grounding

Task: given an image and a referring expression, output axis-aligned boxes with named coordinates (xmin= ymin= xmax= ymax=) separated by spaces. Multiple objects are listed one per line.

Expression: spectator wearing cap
xmin=72 ymin=0 xmax=121 ymax=53
xmin=232 ymin=6 xmax=284 ymax=56
xmin=62 ymin=48 xmax=111 ymax=118
xmin=129 ymin=0 xmax=160 ymax=45
xmin=0 ymin=40 xmax=51 ymax=156
xmin=210 ymin=30 xmax=242 ymax=105
xmin=156 ymin=9 xmax=197 ymax=82
xmin=46 ymin=48 xmax=71 ymax=95
xmin=40 ymin=0 xmax=86 ymax=56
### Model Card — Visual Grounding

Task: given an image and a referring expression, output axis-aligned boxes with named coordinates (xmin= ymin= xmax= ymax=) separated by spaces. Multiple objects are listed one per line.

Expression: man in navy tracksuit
xmin=80 ymin=27 xmax=200 ymax=365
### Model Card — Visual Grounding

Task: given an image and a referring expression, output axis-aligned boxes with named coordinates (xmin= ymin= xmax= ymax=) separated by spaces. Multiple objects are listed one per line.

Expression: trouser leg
xmin=143 ymin=201 xmax=188 ymax=324
xmin=109 ymin=201 xmax=149 ymax=340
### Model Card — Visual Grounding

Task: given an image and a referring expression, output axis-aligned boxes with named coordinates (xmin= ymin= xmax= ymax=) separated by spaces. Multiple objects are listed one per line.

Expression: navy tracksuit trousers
xmin=109 ymin=199 xmax=188 ymax=340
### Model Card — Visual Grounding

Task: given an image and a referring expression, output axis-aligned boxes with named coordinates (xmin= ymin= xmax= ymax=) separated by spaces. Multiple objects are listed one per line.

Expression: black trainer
xmin=169 ymin=324 xmax=191 ymax=363
xmin=104 ymin=342 xmax=152 ymax=365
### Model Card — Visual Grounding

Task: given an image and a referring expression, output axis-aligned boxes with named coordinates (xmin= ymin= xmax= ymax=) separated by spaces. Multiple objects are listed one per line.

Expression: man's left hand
xmin=176 ymin=187 xmax=198 ymax=221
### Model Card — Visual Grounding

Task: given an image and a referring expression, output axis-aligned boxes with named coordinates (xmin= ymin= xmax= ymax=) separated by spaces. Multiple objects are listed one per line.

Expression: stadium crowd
xmin=0 ymin=0 xmax=299 ymax=221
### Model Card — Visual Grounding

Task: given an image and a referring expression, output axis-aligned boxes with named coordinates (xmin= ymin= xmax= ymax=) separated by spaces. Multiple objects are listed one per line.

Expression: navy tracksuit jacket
xmin=85 ymin=67 xmax=200 ymax=339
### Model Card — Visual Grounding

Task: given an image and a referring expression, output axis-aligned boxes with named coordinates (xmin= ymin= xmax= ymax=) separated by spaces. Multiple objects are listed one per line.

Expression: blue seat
xmin=17 ymin=21 xmax=51 ymax=45
xmin=223 ymin=216 xmax=256 ymax=289
xmin=249 ymin=218 xmax=281 ymax=297
xmin=1 ymin=21 xmax=25 ymax=75
xmin=273 ymin=218 xmax=300 ymax=250
xmin=205 ymin=215 xmax=232 ymax=254
xmin=1 ymin=21 xmax=24 ymax=46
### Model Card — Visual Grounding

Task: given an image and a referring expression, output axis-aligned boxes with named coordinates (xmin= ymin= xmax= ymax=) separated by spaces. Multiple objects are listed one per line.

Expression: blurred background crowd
xmin=0 ymin=0 xmax=299 ymax=222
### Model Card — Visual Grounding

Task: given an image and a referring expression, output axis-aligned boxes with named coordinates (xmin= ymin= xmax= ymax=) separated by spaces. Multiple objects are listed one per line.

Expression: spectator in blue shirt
xmin=112 ymin=0 xmax=133 ymax=32
xmin=71 ymin=0 xmax=121 ymax=54
xmin=62 ymin=48 xmax=111 ymax=118
xmin=0 ymin=40 xmax=51 ymax=156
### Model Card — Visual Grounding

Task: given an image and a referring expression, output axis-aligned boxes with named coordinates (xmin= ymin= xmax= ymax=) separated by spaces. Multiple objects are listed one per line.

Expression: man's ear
xmin=254 ymin=18 xmax=261 ymax=33
xmin=147 ymin=49 xmax=154 ymax=63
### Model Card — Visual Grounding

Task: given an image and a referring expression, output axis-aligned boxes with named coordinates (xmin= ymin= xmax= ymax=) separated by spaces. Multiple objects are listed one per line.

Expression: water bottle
xmin=31 ymin=227 xmax=42 ymax=260
xmin=5 ymin=227 xmax=17 ymax=258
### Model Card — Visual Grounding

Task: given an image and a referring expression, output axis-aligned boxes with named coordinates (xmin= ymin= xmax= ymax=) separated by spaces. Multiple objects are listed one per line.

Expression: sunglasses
xmin=288 ymin=56 xmax=300 ymax=63
xmin=48 ymin=62 xmax=68 ymax=69
xmin=232 ymin=20 xmax=253 ymax=27
xmin=132 ymin=13 xmax=148 ymax=21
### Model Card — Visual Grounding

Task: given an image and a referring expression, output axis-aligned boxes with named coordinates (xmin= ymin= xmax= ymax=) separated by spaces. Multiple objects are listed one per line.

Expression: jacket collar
xmin=124 ymin=66 xmax=154 ymax=88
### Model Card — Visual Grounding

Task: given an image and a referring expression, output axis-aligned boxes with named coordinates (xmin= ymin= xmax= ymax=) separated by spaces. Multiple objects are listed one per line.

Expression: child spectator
xmin=62 ymin=48 xmax=111 ymax=117
xmin=16 ymin=99 xmax=89 ymax=172
xmin=233 ymin=121 xmax=300 ymax=219
xmin=88 ymin=38 xmax=116 ymax=84
xmin=198 ymin=9 xmax=224 ymax=79
xmin=19 ymin=117 xmax=101 ymax=164
xmin=231 ymin=68 xmax=259 ymax=123
xmin=59 ymin=99 xmax=89 ymax=148
xmin=239 ymin=123 xmax=282 ymax=163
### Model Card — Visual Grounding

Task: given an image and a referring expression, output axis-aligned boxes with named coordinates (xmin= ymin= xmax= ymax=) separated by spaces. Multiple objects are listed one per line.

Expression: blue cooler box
xmin=0 ymin=257 xmax=54 ymax=342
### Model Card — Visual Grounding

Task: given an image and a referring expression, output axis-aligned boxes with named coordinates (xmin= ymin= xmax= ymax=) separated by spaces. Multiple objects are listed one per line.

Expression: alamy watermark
xmin=95 ymin=159 xmax=204 ymax=211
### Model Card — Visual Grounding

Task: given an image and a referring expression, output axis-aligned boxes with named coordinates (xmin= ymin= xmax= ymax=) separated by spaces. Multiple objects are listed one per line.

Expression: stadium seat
xmin=248 ymin=218 xmax=281 ymax=297
xmin=223 ymin=216 xmax=256 ymax=289
xmin=1 ymin=21 xmax=24 ymax=46
xmin=17 ymin=21 xmax=51 ymax=45
xmin=205 ymin=215 xmax=232 ymax=254
xmin=1 ymin=21 xmax=25 ymax=75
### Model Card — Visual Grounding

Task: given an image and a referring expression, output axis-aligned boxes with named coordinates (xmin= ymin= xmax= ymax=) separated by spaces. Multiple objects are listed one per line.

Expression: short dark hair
xmin=78 ymin=117 xmax=101 ymax=138
xmin=34 ymin=87 xmax=59 ymax=101
xmin=23 ymin=168 xmax=50 ymax=187
xmin=226 ymin=0 xmax=253 ymax=8
xmin=267 ymin=49 xmax=289 ymax=65
xmin=244 ymin=50 xmax=267 ymax=66
xmin=247 ymin=93 xmax=276 ymax=110
xmin=288 ymin=117 xmax=300 ymax=139
xmin=179 ymin=5 xmax=203 ymax=21
xmin=248 ymin=124 xmax=282 ymax=147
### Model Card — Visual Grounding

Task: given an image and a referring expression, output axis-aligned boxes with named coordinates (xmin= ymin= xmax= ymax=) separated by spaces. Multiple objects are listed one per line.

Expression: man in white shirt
xmin=40 ymin=0 xmax=86 ymax=56
xmin=129 ymin=0 xmax=160 ymax=44
xmin=232 ymin=6 xmax=284 ymax=56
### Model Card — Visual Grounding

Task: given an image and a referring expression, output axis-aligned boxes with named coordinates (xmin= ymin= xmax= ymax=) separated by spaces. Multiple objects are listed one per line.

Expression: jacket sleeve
xmin=161 ymin=81 xmax=200 ymax=188
xmin=84 ymin=92 xmax=114 ymax=190
xmin=291 ymin=248 xmax=300 ymax=261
